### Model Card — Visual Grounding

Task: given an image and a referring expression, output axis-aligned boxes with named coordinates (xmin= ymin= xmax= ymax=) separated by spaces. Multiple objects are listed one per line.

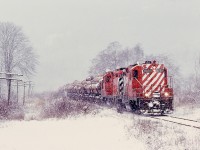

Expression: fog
xmin=0 ymin=0 xmax=199 ymax=91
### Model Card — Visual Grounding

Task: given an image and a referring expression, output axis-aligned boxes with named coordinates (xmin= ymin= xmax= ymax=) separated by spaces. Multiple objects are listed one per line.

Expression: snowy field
xmin=0 ymin=100 xmax=200 ymax=150
xmin=0 ymin=109 xmax=145 ymax=150
xmin=173 ymin=105 xmax=200 ymax=121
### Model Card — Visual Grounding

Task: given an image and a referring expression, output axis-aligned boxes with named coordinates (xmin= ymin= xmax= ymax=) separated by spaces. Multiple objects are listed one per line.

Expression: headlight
xmin=164 ymin=92 xmax=169 ymax=97
xmin=145 ymin=93 xmax=149 ymax=97
xmin=148 ymin=102 xmax=153 ymax=108
xmin=153 ymin=100 xmax=160 ymax=106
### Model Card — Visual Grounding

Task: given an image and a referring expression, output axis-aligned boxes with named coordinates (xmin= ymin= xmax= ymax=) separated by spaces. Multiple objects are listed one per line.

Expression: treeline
xmin=89 ymin=41 xmax=144 ymax=76
xmin=179 ymin=56 xmax=200 ymax=105
xmin=0 ymin=22 xmax=38 ymax=119
xmin=0 ymin=22 xmax=38 ymax=104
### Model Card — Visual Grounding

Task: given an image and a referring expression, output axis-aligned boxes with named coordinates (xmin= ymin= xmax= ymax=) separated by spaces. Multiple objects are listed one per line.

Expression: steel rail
xmin=150 ymin=116 xmax=200 ymax=130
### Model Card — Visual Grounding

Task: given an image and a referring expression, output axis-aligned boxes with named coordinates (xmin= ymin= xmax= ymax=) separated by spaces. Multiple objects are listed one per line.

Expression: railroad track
xmin=150 ymin=115 xmax=200 ymax=129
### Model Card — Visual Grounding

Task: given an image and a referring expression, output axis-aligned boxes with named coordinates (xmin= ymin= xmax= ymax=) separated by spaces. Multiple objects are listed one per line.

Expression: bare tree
xmin=118 ymin=47 xmax=131 ymax=66
xmin=145 ymin=54 xmax=179 ymax=77
xmin=194 ymin=53 xmax=200 ymax=90
xmin=108 ymin=41 xmax=122 ymax=68
xmin=181 ymin=53 xmax=200 ymax=105
xmin=89 ymin=42 xmax=146 ymax=75
xmin=89 ymin=41 xmax=122 ymax=75
xmin=118 ymin=44 xmax=144 ymax=67
xmin=133 ymin=44 xmax=144 ymax=62
xmin=0 ymin=22 xmax=38 ymax=105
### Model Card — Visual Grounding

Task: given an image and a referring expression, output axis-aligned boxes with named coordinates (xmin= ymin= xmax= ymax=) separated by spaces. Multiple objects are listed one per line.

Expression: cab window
xmin=164 ymin=69 xmax=167 ymax=77
xmin=105 ymin=76 xmax=111 ymax=82
xmin=156 ymin=68 xmax=164 ymax=73
xmin=143 ymin=69 xmax=153 ymax=73
xmin=133 ymin=70 xmax=138 ymax=79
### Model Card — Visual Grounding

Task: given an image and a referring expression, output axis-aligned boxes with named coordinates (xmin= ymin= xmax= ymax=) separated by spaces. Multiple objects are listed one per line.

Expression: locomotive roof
xmin=116 ymin=67 xmax=126 ymax=71
xmin=128 ymin=64 xmax=138 ymax=67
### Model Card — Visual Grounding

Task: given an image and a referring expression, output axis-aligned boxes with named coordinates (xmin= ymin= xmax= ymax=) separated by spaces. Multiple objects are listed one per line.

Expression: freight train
xmin=66 ymin=60 xmax=173 ymax=114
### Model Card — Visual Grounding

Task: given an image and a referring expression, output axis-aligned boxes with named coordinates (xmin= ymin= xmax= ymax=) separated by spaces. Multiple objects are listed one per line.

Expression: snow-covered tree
xmin=194 ymin=53 xmax=200 ymax=90
xmin=118 ymin=44 xmax=144 ymax=67
xmin=89 ymin=42 xmax=144 ymax=75
xmin=133 ymin=44 xmax=144 ymax=62
xmin=180 ymin=53 xmax=200 ymax=105
xmin=0 ymin=22 xmax=38 ymax=104
xmin=89 ymin=41 xmax=122 ymax=75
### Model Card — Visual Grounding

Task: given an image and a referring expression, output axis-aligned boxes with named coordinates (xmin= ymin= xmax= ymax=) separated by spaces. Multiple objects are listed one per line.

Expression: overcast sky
xmin=0 ymin=0 xmax=200 ymax=92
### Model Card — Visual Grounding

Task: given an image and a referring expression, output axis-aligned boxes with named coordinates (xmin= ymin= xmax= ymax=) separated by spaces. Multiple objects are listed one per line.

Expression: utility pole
xmin=7 ymin=74 xmax=12 ymax=105
xmin=17 ymin=80 xmax=18 ymax=103
xmin=0 ymin=67 xmax=3 ymax=99
xmin=0 ymin=77 xmax=6 ymax=99
xmin=16 ymin=79 xmax=23 ymax=103
xmin=27 ymin=81 xmax=32 ymax=98
xmin=0 ymin=72 xmax=23 ymax=105
xmin=0 ymin=78 xmax=1 ymax=99
xmin=23 ymin=81 xmax=32 ymax=105
xmin=12 ymin=82 xmax=24 ymax=104
xmin=29 ymin=84 xmax=34 ymax=97
xmin=0 ymin=72 xmax=11 ymax=105
xmin=23 ymin=82 xmax=26 ymax=105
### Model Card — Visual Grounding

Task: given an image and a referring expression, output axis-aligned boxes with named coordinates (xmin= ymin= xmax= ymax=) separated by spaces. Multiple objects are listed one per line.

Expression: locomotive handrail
xmin=167 ymin=76 xmax=173 ymax=88
xmin=133 ymin=77 xmax=143 ymax=87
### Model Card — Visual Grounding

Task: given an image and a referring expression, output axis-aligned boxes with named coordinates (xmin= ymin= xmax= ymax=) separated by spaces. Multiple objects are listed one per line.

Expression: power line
xmin=0 ymin=72 xmax=23 ymax=105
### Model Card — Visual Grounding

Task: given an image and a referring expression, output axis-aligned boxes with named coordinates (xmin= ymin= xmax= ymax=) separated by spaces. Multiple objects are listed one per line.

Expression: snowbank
xmin=0 ymin=109 xmax=145 ymax=150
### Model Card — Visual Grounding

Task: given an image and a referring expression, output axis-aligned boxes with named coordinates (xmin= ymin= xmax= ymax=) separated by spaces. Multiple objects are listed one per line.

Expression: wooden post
xmin=28 ymin=81 xmax=31 ymax=98
xmin=17 ymin=80 xmax=19 ymax=103
xmin=7 ymin=78 xmax=11 ymax=105
xmin=23 ymin=83 xmax=26 ymax=105
xmin=0 ymin=79 xmax=1 ymax=99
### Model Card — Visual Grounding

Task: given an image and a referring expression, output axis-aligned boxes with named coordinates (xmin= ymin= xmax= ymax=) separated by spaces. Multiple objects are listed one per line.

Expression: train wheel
xmin=101 ymin=97 xmax=107 ymax=105
xmin=160 ymin=110 xmax=165 ymax=116
xmin=117 ymin=103 xmax=122 ymax=113
xmin=106 ymin=99 xmax=114 ymax=107
xmin=117 ymin=99 xmax=126 ymax=113
xmin=129 ymin=100 xmax=137 ymax=112
xmin=135 ymin=110 xmax=142 ymax=115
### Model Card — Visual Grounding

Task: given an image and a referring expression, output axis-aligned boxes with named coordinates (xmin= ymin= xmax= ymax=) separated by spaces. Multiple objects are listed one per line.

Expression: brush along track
xmin=150 ymin=115 xmax=200 ymax=129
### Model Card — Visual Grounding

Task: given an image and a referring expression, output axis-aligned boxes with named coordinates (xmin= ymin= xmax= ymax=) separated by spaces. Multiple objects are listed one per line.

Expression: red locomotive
xmin=67 ymin=60 xmax=173 ymax=114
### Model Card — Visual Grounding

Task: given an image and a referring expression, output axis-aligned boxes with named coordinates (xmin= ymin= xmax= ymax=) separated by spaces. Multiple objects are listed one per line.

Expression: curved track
xmin=150 ymin=115 xmax=200 ymax=129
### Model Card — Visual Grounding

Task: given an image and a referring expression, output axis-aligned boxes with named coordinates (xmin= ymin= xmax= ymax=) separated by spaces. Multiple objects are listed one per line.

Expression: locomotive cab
xmin=127 ymin=61 xmax=173 ymax=114
xmin=101 ymin=71 xmax=114 ymax=102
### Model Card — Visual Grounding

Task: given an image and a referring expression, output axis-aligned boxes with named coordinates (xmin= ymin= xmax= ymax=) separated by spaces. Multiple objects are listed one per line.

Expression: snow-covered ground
xmin=1 ymin=99 xmax=200 ymax=150
xmin=0 ymin=109 xmax=146 ymax=150
xmin=173 ymin=105 xmax=200 ymax=121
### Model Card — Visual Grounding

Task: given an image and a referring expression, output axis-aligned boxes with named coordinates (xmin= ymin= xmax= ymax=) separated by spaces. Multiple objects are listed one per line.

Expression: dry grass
xmin=39 ymin=98 xmax=100 ymax=119
xmin=126 ymin=116 xmax=200 ymax=150
xmin=0 ymin=101 xmax=24 ymax=120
